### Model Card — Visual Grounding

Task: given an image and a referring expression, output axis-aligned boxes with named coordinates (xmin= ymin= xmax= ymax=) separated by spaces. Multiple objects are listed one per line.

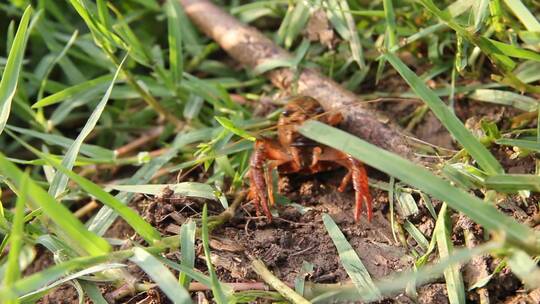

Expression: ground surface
xmin=32 ymin=99 xmax=539 ymax=303
xmin=2 ymin=1 xmax=540 ymax=303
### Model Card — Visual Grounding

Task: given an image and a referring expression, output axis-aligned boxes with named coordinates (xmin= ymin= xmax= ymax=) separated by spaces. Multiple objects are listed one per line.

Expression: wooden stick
xmin=179 ymin=0 xmax=417 ymax=161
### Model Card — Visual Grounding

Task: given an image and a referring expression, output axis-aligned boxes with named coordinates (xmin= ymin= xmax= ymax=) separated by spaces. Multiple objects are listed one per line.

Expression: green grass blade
xmin=315 ymin=242 xmax=500 ymax=302
xmin=2 ymin=172 xmax=28 ymax=304
xmin=298 ymin=121 xmax=539 ymax=250
xmin=78 ymin=281 xmax=108 ymax=304
xmin=283 ymin=1 xmax=309 ymax=49
xmin=294 ymin=261 xmax=314 ymax=296
xmin=507 ymin=249 xmax=540 ymax=289
xmin=183 ymin=94 xmax=204 ymax=120
xmin=473 ymin=0 xmax=489 ymax=32
xmin=130 ymin=247 xmax=192 ymax=304
xmin=322 ymin=214 xmax=380 ymax=301
xmin=488 ymin=39 xmax=540 ymax=62
xmin=48 ymin=54 xmax=126 ymax=199
xmin=503 ymin=0 xmax=540 ymax=31
xmin=384 ymin=52 xmax=503 ymax=175
xmin=403 ymin=220 xmax=429 ymax=252
xmin=0 ymin=6 xmax=32 ymax=136
xmin=31 ymin=148 xmax=161 ymax=244
xmin=0 ymin=153 xmax=110 ymax=256
xmin=382 ymin=0 xmax=397 ymax=48
xmin=215 ymin=116 xmax=256 ymax=141
xmin=496 ymin=138 xmax=540 ymax=152
xmin=251 ymin=258 xmax=310 ymax=304
xmin=108 ymin=182 xmax=217 ymax=200
xmin=6 ymin=125 xmax=115 ymax=160
xmin=32 ymin=74 xmax=113 ymax=108
xmin=435 ymin=204 xmax=466 ymax=304
xmin=159 ymin=257 xmax=213 ymax=287
xmin=201 ymin=204 xmax=228 ymax=303
xmin=0 ymin=252 xmax=130 ymax=301
xmin=276 ymin=3 xmax=294 ymax=45
xmin=469 ymin=89 xmax=537 ymax=112
xmin=36 ymin=30 xmax=79 ymax=101
xmin=376 ymin=242 xmax=502 ymax=300
xmin=19 ymin=263 xmax=125 ymax=301
xmin=484 ymin=174 xmax=540 ymax=192
xmin=327 ymin=0 xmax=365 ymax=69
xmin=166 ymin=0 xmax=183 ymax=85
xmin=178 ymin=219 xmax=196 ymax=288
xmin=396 ymin=190 xmax=419 ymax=217
xmin=253 ymin=58 xmax=294 ymax=75
xmin=417 ymin=204 xmax=448 ymax=267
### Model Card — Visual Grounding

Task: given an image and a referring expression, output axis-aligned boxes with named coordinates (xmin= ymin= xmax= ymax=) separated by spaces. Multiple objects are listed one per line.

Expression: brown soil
xmin=26 ymin=85 xmax=540 ymax=303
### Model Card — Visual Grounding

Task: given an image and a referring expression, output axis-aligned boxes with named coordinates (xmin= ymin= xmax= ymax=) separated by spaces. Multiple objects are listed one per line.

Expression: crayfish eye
xmin=282 ymin=109 xmax=293 ymax=117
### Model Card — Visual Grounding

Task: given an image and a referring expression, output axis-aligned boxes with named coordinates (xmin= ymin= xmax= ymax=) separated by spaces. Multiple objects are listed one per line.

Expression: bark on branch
xmin=179 ymin=0 xmax=416 ymax=161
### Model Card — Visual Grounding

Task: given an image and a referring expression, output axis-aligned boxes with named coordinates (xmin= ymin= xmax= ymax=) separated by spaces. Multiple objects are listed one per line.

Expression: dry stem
xmin=179 ymin=0 xmax=416 ymax=162
xmin=250 ymin=258 xmax=311 ymax=304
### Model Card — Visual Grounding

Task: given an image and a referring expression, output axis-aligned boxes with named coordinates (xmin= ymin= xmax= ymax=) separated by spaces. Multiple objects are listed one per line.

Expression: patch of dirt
xmin=38 ymin=284 xmax=80 ymax=304
xmin=24 ymin=248 xmax=81 ymax=304
xmin=418 ymin=283 xmax=449 ymax=304
xmin=305 ymin=9 xmax=336 ymax=49
xmin=218 ymin=188 xmax=412 ymax=283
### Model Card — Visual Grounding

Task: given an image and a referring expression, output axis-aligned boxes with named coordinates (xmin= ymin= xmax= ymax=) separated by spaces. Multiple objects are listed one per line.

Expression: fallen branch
xmin=179 ymin=0 xmax=416 ymax=161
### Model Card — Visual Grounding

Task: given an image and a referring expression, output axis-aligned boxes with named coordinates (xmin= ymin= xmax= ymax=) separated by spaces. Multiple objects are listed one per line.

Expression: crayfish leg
xmin=249 ymin=139 xmax=293 ymax=222
xmin=348 ymin=156 xmax=373 ymax=222
xmin=249 ymin=141 xmax=273 ymax=221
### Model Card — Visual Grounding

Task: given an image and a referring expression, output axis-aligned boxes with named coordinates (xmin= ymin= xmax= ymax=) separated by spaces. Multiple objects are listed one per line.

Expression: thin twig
xmin=250 ymin=258 xmax=311 ymax=304
xmin=73 ymin=199 xmax=99 ymax=218
xmin=115 ymin=126 xmax=164 ymax=157
xmin=207 ymin=191 xmax=247 ymax=232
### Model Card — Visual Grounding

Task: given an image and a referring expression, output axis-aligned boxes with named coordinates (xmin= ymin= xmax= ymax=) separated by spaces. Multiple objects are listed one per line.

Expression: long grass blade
xmin=29 ymin=147 xmax=162 ymax=244
xmin=298 ymin=121 xmax=539 ymax=250
xmin=382 ymin=0 xmax=397 ymax=48
xmin=322 ymin=214 xmax=380 ymax=301
xmin=0 ymin=252 xmax=130 ymax=301
xmin=108 ymin=182 xmax=217 ymax=200
xmin=6 ymin=125 xmax=115 ymax=160
xmin=166 ymin=0 xmax=183 ymax=85
xmin=2 ymin=172 xmax=28 ymax=304
xmin=201 ymin=204 xmax=229 ymax=303
xmin=496 ymin=138 xmax=540 ymax=152
xmin=48 ymin=54 xmax=126 ymax=199
xmin=503 ymin=0 xmax=540 ymax=31
xmin=484 ymin=174 xmax=540 ymax=192
xmin=384 ymin=52 xmax=503 ymax=175
xmin=435 ymin=204 xmax=466 ymax=304
xmin=326 ymin=0 xmax=365 ymax=69
xmin=251 ymin=258 xmax=310 ymax=304
xmin=0 ymin=6 xmax=32 ymax=136
xmin=19 ymin=263 xmax=125 ymax=301
xmin=307 ymin=242 xmax=500 ymax=302
xmin=178 ymin=219 xmax=196 ymax=288
xmin=469 ymin=89 xmax=537 ymax=112
xmin=130 ymin=247 xmax=192 ymax=304
xmin=32 ymin=74 xmax=113 ymax=108
xmin=506 ymin=249 xmax=540 ymax=289
xmin=0 ymin=153 xmax=111 ymax=256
